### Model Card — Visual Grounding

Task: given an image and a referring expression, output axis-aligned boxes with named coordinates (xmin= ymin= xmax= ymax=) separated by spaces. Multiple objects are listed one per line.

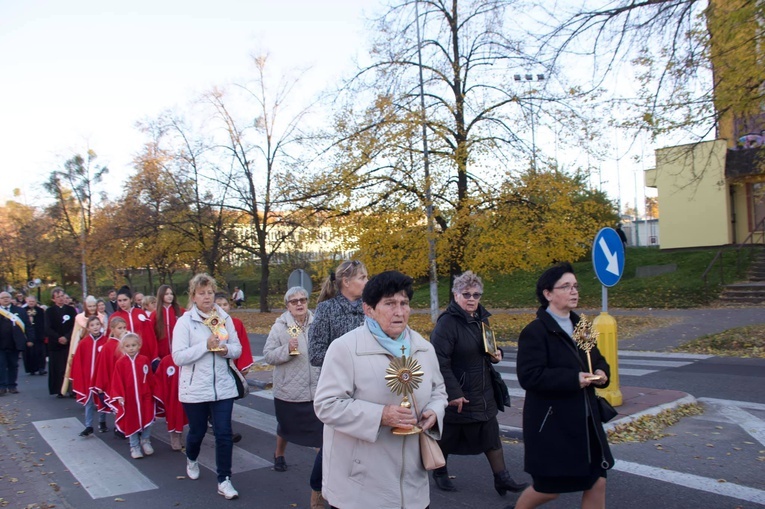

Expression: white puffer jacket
xmin=263 ymin=310 xmax=319 ymax=402
xmin=172 ymin=304 xmax=242 ymax=403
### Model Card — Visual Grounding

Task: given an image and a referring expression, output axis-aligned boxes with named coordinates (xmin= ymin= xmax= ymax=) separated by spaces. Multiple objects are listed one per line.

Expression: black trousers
xmin=48 ymin=349 xmax=68 ymax=395
xmin=23 ymin=341 xmax=46 ymax=374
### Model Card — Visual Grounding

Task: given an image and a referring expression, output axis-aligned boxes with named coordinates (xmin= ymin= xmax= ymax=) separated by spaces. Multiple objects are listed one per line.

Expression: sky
xmin=0 ymin=0 xmax=654 ymax=213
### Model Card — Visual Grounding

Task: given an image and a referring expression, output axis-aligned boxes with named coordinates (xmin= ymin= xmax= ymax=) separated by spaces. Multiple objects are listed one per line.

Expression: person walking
xmin=45 ymin=287 xmax=76 ymax=397
xmin=23 ymin=295 xmax=47 ymax=376
xmin=0 ymin=291 xmax=33 ymax=394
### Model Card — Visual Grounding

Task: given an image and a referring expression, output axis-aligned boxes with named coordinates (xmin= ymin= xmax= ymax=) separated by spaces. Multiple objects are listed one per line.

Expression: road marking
xmin=713 ymin=405 xmax=765 ymax=447
xmin=617 ymin=359 xmax=690 ymax=368
xmin=614 ymin=460 xmax=765 ymax=505
xmin=151 ymin=427 xmax=272 ymax=474
xmin=252 ymin=389 xmax=275 ymax=401
xmin=33 ymin=417 xmax=157 ymax=499
xmin=616 ymin=351 xmax=713 ymax=359
xmin=232 ymin=403 xmax=278 ymax=436
xmin=499 ymin=368 xmax=657 ymax=380
xmin=699 ymin=398 xmax=765 ymax=412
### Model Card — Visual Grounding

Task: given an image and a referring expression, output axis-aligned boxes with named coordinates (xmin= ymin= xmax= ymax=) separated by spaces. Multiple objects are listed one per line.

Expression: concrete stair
xmin=719 ymin=250 xmax=765 ymax=303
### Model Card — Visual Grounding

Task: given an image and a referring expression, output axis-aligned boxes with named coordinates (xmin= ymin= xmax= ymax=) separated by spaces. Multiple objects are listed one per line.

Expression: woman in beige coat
xmin=314 ymin=271 xmax=448 ymax=509
xmin=263 ymin=286 xmax=322 ymax=473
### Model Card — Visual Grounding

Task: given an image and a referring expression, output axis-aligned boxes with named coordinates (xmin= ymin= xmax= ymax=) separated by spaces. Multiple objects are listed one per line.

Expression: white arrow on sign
xmin=598 ymin=237 xmax=620 ymax=276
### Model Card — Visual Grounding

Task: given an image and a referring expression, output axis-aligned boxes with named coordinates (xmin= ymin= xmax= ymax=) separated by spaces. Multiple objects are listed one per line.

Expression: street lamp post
xmin=514 ymin=73 xmax=545 ymax=172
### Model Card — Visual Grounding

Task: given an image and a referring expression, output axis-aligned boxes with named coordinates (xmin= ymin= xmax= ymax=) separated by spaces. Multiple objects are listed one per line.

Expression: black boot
xmin=432 ymin=467 xmax=457 ymax=492
xmin=493 ymin=470 xmax=528 ymax=496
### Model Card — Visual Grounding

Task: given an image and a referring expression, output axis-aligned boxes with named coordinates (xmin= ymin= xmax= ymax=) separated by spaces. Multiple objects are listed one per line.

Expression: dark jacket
xmin=45 ymin=304 xmax=76 ymax=352
xmin=0 ymin=304 xmax=33 ymax=351
xmin=307 ymin=294 xmax=365 ymax=367
xmin=517 ymin=307 xmax=614 ymax=477
xmin=431 ymin=300 xmax=498 ymax=424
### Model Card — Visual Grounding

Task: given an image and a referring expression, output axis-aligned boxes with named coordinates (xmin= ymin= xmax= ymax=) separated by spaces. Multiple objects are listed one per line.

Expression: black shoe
xmin=114 ymin=429 xmax=126 ymax=439
xmin=98 ymin=423 xmax=109 ymax=433
xmin=38 ymin=370 xmax=48 ymax=375
xmin=0 ymin=389 xmax=6 ymax=396
xmin=55 ymin=393 xmax=65 ymax=398
xmin=493 ymin=470 xmax=528 ymax=496
xmin=232 ymin=432 xmax=242 ymax=443
xmin=433 ymin=468 xmax=457 ymax=492
xmin=273 ymin=455 xmax=287 ymax=472
xmin=79 ymin=427 xmax=94 ymax=437
xmin=8 ymin=388 xmax=18 ymax=394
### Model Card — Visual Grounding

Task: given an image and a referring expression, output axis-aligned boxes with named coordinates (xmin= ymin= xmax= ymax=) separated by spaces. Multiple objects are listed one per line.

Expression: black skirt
xmin=532 ymin=419 xmax=609 ymax=494
xmin=437 ymin=417 xmax=502 ymax=455
xmin=274 ymin=398 xmax=323 ymax=448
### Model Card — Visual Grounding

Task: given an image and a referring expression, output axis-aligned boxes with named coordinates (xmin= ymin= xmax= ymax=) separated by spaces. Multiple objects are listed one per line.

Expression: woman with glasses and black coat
xmin=510 ymin=262 xmax=613 ymax=509
xmin=430 ymin=271 xmax=528 ymax=498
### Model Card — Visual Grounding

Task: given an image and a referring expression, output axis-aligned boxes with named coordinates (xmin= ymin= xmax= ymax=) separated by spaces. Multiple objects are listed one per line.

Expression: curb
xmin=603 ymin=394 xmax=698 ymax=431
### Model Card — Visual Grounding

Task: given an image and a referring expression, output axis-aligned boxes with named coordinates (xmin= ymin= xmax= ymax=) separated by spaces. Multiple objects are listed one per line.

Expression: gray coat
xmin=307 ymin=294 xmax=365 ymax=367
xmin=263 ymin=310 xmax=319 ymax=402
xmin=172 ymin=304 xmax=242 ymax=404
xmin=314 ymin=325 xmax=448 ymax=509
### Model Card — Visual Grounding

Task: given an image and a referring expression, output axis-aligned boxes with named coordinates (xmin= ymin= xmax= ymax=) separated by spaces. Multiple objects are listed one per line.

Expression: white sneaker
xmin=141 ymin=439 xmax=154 ymax=456
xmin=217 ymin=477 xmax=238 ymax=499
xmin=186 ymin=458 xmax=200 ymax=480
xmin=130 ymin=446 xmax=144 ymax=459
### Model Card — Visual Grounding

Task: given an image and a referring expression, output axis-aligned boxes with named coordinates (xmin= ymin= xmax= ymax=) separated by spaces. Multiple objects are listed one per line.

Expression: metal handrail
xmin=701 ymin=215 xmax=765 ymax=288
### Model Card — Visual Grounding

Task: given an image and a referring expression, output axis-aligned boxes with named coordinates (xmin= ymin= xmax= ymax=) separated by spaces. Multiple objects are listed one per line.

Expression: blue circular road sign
xmin=592 ymin=228 xmax=625 ymax=287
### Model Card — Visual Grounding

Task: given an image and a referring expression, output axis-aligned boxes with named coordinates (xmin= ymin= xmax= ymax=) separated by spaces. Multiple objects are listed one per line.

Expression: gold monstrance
xmin=286 ymin=323 xmax=302 ymax=356
xmin=204 ymin=309 xmax=229 ymax=352
xmin=573 ymin=314 xmax=601 ymax=381
xmin=385 ymin=347 xmax=424 ymax=435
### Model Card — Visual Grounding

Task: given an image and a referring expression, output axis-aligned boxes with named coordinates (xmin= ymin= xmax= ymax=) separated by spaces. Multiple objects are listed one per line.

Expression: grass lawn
xmin=674 ymin=324 xmax=765 ymax=358
xmin=410 ymin=246 xmax=759 ymax=309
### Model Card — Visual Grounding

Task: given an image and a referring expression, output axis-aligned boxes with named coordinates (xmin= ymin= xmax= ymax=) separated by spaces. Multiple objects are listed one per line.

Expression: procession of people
xmin=0 ymin=261 xmax=614 ymax=508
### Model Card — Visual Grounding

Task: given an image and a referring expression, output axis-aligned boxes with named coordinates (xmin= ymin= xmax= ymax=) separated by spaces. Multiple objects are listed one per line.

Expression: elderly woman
xmin=314 ymin=270 xmax=448 ymax=509
xmin=263 ymin=286 xmax=322 ymax=473
xmin=172 ymin=273 xmax=242 ymax=500
xmin=511 ymin=262 xmax=613 ymax=509
xmin=430 ymin=271 xmax=527 ymax=496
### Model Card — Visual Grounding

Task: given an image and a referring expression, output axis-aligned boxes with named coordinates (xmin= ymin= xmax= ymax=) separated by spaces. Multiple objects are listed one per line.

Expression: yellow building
xmin=645 ymin=140 xmax=765 ymax=249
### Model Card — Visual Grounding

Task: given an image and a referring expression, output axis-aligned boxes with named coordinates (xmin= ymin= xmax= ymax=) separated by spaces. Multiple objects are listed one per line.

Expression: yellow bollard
xmin=592 ymin=312 xmax=622 ymax=406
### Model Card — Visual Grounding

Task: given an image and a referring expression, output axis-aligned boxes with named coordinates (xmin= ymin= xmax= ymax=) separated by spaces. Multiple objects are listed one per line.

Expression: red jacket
xmin=108 ymin=354 xmax=158 ymax=437
xmin=151 ymin=305 xmax=185 ymax=358
xmin=154 ymin=355 xmax=188 ymax=432
xmin=111 ymin=308 xmax=158 ymax=362
xmin=69 ymin=333 xmax=108 ymax=405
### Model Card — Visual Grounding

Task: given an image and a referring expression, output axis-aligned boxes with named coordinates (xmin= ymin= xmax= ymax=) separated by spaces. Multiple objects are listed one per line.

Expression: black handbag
xmin=228 ymin=359 xmax=249 ymax=400
xmin=488 ymin=362 xmax=511 ymax=412
xmin=596 ymin=396 xmax=618 ymax=423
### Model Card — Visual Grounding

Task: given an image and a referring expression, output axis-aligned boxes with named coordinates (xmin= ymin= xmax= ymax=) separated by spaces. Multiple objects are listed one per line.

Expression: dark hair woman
xmin=153 ymin=285 xmax=185 ymax=359
xmin=512 ymin=262 xmax=613 ymax=509
xmin=306 ymin=259 xmax=368 ymax=509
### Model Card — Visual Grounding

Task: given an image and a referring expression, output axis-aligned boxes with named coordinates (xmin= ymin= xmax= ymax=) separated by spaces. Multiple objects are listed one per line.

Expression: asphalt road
xmin=1 ymin=324 xmax=764 ymax=509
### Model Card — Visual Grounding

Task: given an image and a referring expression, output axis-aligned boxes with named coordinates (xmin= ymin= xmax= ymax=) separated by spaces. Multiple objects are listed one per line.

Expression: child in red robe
xmin=110 ymin=286 xmax=159 ymax=366
xmin=93 ymin=317 xmax=127 ymax=411
xmin=70 ymin=316 xmax=109 ymax=436
xmin=151 ymin=284 xmax=185 ymax=359
xmin=108 ymin=333 xmax=158 ymax=459
xmin=154 ymin=354 xmax=187 ymax=450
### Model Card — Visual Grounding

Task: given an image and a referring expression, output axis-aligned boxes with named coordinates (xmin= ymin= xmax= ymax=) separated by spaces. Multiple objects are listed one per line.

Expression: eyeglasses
xmin=288 ymin=298 xmax=308 ymax=305
xmin=553 ymin=284 xmax=579 ymax=293
xmin=460 ymin=292 xmax=483 ymax=300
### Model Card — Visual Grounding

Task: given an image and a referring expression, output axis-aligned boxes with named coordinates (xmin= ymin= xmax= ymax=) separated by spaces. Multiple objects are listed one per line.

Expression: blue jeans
xmin=0 ymin=349 xmax=19 ymax=390
xmin=184 ymin=398 xmax=235 ymax=483
xmin=128 ymin=424 xmax=153 ymax=448
xmin=84 ymin=395 xmax=106 ymax=428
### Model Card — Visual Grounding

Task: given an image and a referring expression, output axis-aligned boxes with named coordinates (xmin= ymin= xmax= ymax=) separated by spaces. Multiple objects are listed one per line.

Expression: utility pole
xmin=415 ymin=0 xmax=439 ymax=323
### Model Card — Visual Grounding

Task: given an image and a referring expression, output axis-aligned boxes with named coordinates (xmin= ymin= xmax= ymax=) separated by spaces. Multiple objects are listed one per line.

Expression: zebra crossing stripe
xmin=33 ymin=417 xmax=158 ymax=499
xmin=614 ymin=460 xmax=765 ymax=505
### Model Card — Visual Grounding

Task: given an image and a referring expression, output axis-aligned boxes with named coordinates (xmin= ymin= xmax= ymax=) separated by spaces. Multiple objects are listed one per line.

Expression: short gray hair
xmin=85 ymin=295 xmax=97 ymax=306
xmin=284 ymin=286 xmax=308 ymax=305
xmin=452 ymin=271 xmax=483 ymax=295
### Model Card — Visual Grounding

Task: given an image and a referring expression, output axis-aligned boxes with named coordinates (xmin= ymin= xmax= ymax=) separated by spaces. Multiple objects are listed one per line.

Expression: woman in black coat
xmin=513 ymin=262 xmax=614 ymax=509
xmin=431 ymin=271 xmax=527 ymax=496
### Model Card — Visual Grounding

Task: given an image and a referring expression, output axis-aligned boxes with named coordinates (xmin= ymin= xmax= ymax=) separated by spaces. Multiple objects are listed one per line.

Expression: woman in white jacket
xmin=263 ymin=286 xmax=322 ymax=473
xmin=172 ymin=273 xmax=242 ymax=500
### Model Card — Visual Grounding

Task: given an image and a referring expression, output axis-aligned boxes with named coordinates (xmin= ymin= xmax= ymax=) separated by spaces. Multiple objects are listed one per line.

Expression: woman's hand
xmin=591 ymin=369 xmax=608 ymax=386
xmin=579 ymin=372 xmax=594 ymax=388
xmin=448 ymin=397 xmax=469 ymax=413
xmin=381 ymin=404 xmax=417 ymax=429
xmin=206 ymin=334 xmax=220 ymax=351
xmin=418 ymin=409 xmax=437 ymax=431
xmin=494 ymin=350 xmax=503 ymax=361
xmin=288 ymin=337 xmax=299 ymax=352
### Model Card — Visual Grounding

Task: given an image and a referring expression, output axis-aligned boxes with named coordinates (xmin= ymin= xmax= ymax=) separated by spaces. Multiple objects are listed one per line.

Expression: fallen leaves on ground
xmin=674 ymin=324 xmax=765 ymax=358
xmin=607 ymin=403 xmax=704 ymax=444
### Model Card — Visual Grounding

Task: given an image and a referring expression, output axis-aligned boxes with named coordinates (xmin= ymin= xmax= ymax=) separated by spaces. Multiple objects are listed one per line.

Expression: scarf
xmin=366 ymin=317 xmax=410 ymax=357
